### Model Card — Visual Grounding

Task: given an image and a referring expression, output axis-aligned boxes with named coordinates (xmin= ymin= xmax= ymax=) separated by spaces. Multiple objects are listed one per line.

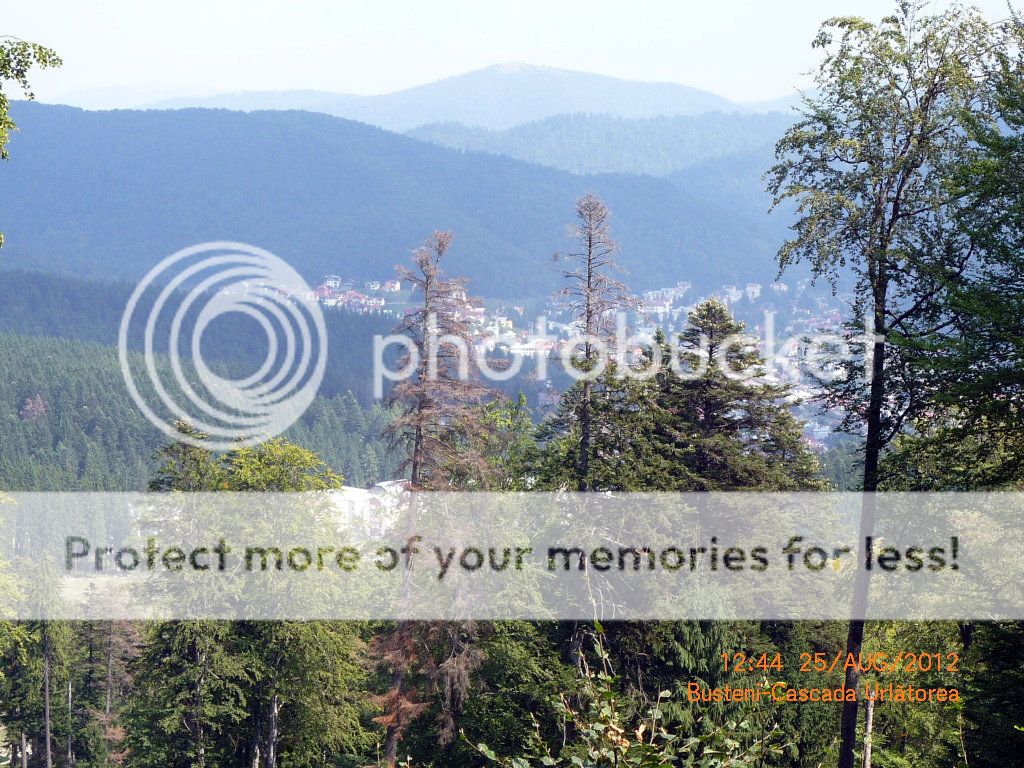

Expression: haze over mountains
xmin=406 ymin=112 xmax=793 ymax=176
xmin=3 ymin=64 xmax=811 ymax=299
xmin=1 ymin=102 xmax=796 ymax=298
xmin=137 ymin=64 xmax=802 ymax=131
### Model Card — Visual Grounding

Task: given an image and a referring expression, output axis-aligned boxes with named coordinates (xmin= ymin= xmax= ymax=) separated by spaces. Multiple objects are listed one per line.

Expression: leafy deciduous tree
xmin=767 ymin=4 xmax=1005 ymax=766
xmin=0 ymin=36 xmax=61 ymax=247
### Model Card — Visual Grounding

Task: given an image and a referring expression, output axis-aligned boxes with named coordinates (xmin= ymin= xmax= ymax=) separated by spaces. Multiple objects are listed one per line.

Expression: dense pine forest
xmin=3 ymin=3 xmax=1024 ymax=768
xmin=0 ymin=330 xmax=397 ymax=491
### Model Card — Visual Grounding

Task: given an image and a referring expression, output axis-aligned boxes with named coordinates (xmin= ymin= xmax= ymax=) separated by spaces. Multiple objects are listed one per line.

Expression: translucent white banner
xmin=0 ymin=492 xmax=1019 ymax=620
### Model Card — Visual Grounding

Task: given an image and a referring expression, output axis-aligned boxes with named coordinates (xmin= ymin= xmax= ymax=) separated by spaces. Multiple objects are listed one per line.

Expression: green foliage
xmin=126 ymin=428 xmax=372 ymax=768
xmin=223 ymin=438 xmax=344 ymax=491
xmin=0 ymin=332 xmax=397 ymax=492
xmin=535 ymin=364 xmax=660 ymax=492
xmin=0 ymin=619 xmax=31 ymax=723
xmin=0 ymin=269 xmax=398 ymax=405
xmin=478 ymin=395 xmax=540 ymax=491
xmin=471 ymin=631 xmax=789 ymax=768
xmin=0 ymin=497 xmax=20 ymax=627
xmin=393 ymin=622 xmax=577 ymax=768
xmin=0 ymin=332 xmax=164 ymax=491
xmin=883 ymin=420 xmax=1024 ymax=491
xmin=859 ymin=622 xmax=966 ymax=768
xmin=534 ymin=300 xmax=826 ymax=493
xmin=648 ymin=300 xmax=827 ymax=491
xmin=148 ymin=422 xmax=346 ymax=492
xmin=887 ymin=20 xmax=1024 ymax=489
xmin=0 ymin=618 xmax=74 ymax=766
xmin=819 ymin=440 xmax=864 ymax=491
xmin=961 ymin=622 xmax=1024 ymax=767
xmin=769 ymin=1 xmax=999 ymax=281
xmin=767 ymin=0 xmax=1006 ymax=480
xmin=601 ymin=622 xmax=733 ymax=732
xmin=757 ymin=621 xmax=844 ymax=767
xmin=2 ymin=14 xmax=1022 ymax=767
xmin=765 ymin=9 xmax=1008 ymax=766
xmin=230 ymin=620 xmax=374 ymax=765
xmin=285 ymin=392 xmax=398 ymax=488
xmin=123 ymin=620 xmax=248 ymax=768
xmin=0 ymin=37 xmax=61 ymax=153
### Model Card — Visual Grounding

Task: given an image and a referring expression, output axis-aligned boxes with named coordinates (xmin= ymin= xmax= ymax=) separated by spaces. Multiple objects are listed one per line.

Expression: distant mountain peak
xmin=127 ymin=65 xmax=737 ymax=130
xmin=485 ymin=62 xmax=544 ymax=74
xmin=73 ymin=64 xmax=801 ymax=131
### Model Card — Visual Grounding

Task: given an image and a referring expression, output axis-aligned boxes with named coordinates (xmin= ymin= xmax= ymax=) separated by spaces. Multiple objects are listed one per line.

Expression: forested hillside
xmin=669 ymin=144 xmax=782 ymax=224
xmin=0 ymin=270 xmax=397 ymax=404
xmin=0 ymin=331 xmax=397 ymax=490
xmin=0 ymin=102 xmax=793 ymax=297
xmin=406 ymin=112 xmax=794 ymax=176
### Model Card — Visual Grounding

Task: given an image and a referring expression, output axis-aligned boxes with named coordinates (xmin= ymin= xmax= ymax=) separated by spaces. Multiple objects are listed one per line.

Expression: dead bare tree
xmin=376 ymin=231 xmax=497 ymax=767
xmin=384 ymin=230 xmax=493 ymax=490
xmin=552 ymin=192 xmax=639 ymax=491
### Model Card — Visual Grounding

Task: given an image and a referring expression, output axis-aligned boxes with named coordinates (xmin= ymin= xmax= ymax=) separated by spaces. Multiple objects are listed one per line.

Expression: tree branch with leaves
xmin=0 ymin=35 xmax=61 ymax=247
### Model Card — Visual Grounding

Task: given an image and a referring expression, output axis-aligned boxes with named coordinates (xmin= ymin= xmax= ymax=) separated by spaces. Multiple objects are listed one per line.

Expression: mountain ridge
xmin=123 ymin=64 xmax=795 ymax=130
xmin=406 ymin=111 xmax=795 ymax=176
xmin=0 ymin=101 xmax=792 ymax=298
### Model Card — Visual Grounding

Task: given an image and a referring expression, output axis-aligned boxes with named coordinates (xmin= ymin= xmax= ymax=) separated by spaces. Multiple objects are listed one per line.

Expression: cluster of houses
xmin=310 ymin=275 xmax=403 ymax=313
xmin=637 ymin=280 xmax=816 ymax=327
xmin=638 ymin=281 xmax=779 ymax=327
xmin=308 ymin=272 xmax=849 ymax=447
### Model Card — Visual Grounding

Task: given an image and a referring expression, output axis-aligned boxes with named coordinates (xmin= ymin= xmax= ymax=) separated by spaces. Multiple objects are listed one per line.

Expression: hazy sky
xmin=5 ymin=0 xmax=1016 ymax=105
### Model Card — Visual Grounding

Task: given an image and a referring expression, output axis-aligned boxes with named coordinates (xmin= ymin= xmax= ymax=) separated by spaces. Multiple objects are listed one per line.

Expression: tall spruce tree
xmin=586 ymin=300 xmax=825 ymax=756
xmin=125 ymin=620 xmax=247 ymax=768
xmin=649 ymin=299 xmax=825 ymax=491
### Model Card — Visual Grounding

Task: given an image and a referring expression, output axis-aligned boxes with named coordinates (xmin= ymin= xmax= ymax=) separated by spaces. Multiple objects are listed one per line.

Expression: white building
xmin=329 ymin=480 xmax=411 ymax=537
